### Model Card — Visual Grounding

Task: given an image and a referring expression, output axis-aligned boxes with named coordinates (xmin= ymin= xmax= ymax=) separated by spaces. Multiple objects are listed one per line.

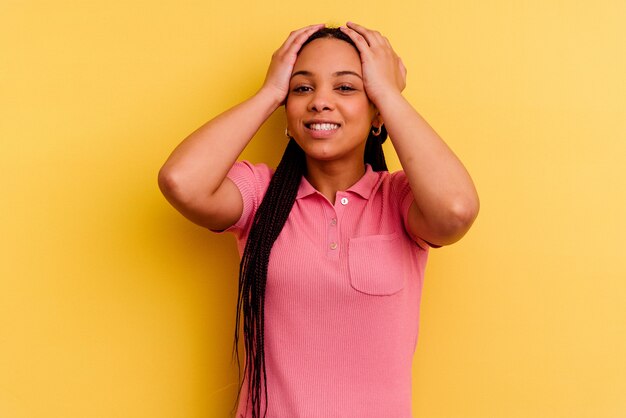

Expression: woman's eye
xmin=337 ymin=85 xmax=356 ymax=92
xmin=292 ymin=86 xmax=312 ymax=93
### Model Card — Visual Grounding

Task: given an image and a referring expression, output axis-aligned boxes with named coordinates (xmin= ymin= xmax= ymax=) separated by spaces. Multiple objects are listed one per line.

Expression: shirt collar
xmin=296 ymin=164 xmax=380 ymax=200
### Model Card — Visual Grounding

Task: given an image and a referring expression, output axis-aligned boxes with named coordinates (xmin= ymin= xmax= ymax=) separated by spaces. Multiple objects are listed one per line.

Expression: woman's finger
xmin=345 ymin=21 xmax=386 ymax=47
xmin=284 ymin=24 xmax=325 ymax=45
xmin=341 ymin=22 xmax=406 ymax=98
xmin=278 ymin=24 xmax=325 ymax=56
xmin=339 ymin=25 xmax=372 ymax=52
xmin=261 ymin=24 xmax=325 ymax=104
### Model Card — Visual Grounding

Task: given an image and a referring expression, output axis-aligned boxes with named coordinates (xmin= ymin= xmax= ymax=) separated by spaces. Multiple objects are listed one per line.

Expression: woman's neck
xmin=304 ymin=157 xmax=366 ymax=204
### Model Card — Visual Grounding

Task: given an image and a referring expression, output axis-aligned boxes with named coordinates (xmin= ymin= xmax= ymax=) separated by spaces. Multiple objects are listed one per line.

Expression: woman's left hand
xmin=340 ymin=22 xmax=406 ymax=105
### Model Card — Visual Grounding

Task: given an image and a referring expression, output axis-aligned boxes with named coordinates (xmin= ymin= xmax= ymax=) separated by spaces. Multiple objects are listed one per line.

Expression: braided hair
xmin=232 ymin=28 xmax=389 ymax=418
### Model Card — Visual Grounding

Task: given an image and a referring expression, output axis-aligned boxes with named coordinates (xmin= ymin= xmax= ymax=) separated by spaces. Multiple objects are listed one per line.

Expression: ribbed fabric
xmin=224 ymin=161 xmax=429 ymax=418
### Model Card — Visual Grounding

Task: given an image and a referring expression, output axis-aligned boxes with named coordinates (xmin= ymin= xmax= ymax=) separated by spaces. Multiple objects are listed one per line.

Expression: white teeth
xmin=309 ymin=123 xmax=339 ymax=131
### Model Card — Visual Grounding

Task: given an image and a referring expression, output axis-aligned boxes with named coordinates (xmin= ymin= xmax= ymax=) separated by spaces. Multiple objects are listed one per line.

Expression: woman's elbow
xmin=158 ymin=166 xmax=175 ymax=196
xmin=158 ymin=165 xmax=190 ymax=205
xmin=436 ymin=196 xmax=480 ymax=245
xmin=450 ymin=196 xmax=480 ymax=233
xmin=452 ymin=194 xmax=479 ymax=229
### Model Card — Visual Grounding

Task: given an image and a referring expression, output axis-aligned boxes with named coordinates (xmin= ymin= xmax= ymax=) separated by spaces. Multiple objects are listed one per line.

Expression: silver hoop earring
xmin=285 ymin=128 xmax=291 ymax=138
xmin=371 ymin=125 xmax=383 ymax=136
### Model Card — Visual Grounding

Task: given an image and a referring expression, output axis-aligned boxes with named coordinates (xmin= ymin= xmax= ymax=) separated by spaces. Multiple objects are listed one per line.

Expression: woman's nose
xmin=307 ymin=89 xmax=334 ymax=112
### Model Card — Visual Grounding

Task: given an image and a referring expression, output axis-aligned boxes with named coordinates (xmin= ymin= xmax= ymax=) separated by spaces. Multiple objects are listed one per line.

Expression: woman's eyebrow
xmin=334 ymin=71 xmax=362 ymax=79
xmin=290 ymin=70 xmax=362 ymax=79
xmin=291 ymin=70 xmax=312 ymax=79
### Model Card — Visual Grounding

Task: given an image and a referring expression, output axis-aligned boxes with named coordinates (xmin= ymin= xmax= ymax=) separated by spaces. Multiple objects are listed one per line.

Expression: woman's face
xmin=286 ymin=38 xmax=378 ymax=165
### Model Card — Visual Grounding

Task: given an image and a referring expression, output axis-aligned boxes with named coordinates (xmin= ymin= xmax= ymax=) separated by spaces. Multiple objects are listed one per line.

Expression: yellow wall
xmin=1 ymin=1 xmax=625 ymax=417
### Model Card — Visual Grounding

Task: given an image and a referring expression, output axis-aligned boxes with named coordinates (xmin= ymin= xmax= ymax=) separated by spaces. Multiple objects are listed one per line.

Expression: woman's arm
xmin=158 ymin=24 xmax=325 ymax=231
xmin=341 ymin=22 xmax=479 ymax=246
xmin=377 ymin=93 xmax=479 ymax=246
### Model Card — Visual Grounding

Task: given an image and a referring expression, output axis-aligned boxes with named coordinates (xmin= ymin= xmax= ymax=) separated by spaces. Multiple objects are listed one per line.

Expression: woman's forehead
xmin=293 ymin=38 xmax=361 ymax=74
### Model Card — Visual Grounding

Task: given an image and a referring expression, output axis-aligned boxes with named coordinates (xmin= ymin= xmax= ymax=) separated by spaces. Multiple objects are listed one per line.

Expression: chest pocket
xmin=348 ymin=232 xmax=405 ymax=296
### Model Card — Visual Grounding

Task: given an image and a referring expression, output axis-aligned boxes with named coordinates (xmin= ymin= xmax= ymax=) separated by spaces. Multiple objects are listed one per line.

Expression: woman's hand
xmin=260 ymin=24 xmax=325 ymax=105
xmin=339 ymin=22 xmax=406 ymax=106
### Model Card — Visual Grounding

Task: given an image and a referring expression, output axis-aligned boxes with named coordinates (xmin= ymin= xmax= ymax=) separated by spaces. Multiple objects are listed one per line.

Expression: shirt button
xmin=329 ymin=242 xmax=338 ymax=250
xmin=340 ymin=197 xmax=349 ymax=205
xmin=330 ymin=218 xmax=337 ymax=226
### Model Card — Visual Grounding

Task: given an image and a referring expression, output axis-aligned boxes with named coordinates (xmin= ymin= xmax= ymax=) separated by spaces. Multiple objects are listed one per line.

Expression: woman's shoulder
xmin=374 ymin=167 xmax=410 ymax=192
xmin=228 ymin=160 xmax=275 ymax=184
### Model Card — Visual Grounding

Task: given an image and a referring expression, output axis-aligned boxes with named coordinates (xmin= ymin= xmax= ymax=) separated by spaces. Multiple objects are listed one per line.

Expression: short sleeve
xmin=222 ymin=161 xmax=273 ymax=239
xmin=389 ymin=170 xmax=439 ymax=250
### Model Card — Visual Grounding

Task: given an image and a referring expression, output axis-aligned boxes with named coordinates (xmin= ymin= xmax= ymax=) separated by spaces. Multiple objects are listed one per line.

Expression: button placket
xmin=327 ymin=192 xmax=351 ymax=257
xmin=327 ymin=204 xmax=340 ymax=258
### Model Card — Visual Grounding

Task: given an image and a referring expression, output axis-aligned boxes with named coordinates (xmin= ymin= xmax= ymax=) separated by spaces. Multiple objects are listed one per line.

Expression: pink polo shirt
xmin=224 ymin=161 xmax=430 ymax=418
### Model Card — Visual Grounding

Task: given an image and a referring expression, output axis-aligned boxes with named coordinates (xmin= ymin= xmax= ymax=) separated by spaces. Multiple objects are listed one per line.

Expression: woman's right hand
xmin=260 ymin=24 xmax=325 ymax=105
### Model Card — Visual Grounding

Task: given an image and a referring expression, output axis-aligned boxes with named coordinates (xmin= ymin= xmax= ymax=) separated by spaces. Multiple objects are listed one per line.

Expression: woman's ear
xmin=372 ymin=112 xmax=384 ymax=129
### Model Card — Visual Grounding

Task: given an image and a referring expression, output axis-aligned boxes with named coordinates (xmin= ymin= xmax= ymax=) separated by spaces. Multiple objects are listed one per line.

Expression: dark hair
xmin=232 ymin=28 xmax=388 ymax=418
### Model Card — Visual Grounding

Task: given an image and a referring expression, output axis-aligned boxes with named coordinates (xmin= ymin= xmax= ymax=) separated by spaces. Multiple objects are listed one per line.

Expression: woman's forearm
xmin=158 ymin=88 xmax=281 ymax=206
xmin=377 ymin=91 xmax=480 ymax=240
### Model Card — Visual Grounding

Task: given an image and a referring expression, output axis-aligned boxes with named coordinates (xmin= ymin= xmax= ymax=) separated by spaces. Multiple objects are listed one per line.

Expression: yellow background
xmin=1 ymin=0 xmax=625 ymax=417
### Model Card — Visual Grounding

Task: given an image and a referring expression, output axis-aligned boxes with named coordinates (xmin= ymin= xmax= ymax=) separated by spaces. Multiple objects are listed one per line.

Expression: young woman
xmin=159 ymin=22 xmax=479 ymax=418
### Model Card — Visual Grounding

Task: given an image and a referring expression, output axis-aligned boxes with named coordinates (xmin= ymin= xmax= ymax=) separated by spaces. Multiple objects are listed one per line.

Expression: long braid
xmin=232 ymin=138 xmax=305 ymax=418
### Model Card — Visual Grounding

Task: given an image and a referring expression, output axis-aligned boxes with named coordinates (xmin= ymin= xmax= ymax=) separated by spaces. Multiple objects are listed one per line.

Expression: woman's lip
xmin=305 ymin=121 xmax=341 ymax=126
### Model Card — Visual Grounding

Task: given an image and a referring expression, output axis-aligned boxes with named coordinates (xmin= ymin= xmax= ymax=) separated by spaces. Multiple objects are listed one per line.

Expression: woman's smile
xmin=304 ymin=120 xmax=342 ymax=138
